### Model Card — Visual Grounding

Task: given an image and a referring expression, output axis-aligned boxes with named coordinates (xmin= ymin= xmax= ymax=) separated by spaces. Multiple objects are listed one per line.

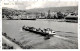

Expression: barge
xmin=22 ymin=26 xmax=56 ymax=37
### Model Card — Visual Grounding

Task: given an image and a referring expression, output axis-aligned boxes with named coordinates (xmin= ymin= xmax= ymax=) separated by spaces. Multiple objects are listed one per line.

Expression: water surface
xmin=2 ymin=19 xmax=78 ymax=49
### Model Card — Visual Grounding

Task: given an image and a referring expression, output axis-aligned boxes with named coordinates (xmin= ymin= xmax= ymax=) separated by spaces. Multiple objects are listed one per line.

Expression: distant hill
xmin=26 ymin=6 xmax=78 ymax=13
xmin=2 ymin=6 xmax=78 ymax=19
xmin=3 ymin=6 xmax=78 ymax=13
xmin=2 ymin=6 xmax=78 ymax=18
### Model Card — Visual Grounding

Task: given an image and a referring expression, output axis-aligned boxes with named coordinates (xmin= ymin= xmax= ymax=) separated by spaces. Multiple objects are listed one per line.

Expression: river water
xmin=2 ymin=19 xmax=78 ymax=49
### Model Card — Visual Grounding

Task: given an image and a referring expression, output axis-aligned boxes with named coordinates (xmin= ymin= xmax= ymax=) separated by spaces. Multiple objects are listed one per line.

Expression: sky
xmin=2 ymin=1 xmax=78 ymax=10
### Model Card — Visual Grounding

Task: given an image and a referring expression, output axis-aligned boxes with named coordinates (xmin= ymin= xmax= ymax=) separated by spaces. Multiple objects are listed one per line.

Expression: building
xmin=65 ymin=13 xmax=78 ymax=23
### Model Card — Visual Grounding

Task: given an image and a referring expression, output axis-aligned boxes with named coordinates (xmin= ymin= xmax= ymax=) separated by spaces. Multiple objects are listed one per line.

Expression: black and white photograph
xmin=2 ymin=1 xmax=78 ymax=49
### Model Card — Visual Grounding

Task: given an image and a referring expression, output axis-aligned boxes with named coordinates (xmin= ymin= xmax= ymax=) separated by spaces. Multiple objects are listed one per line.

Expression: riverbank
xmin=2 ymin=19 xmax=78 ymax=23
xmin=2 ymin=35 xmax=22 ymax=49
xmin=2 ymin=33 xmax=33 ymax=49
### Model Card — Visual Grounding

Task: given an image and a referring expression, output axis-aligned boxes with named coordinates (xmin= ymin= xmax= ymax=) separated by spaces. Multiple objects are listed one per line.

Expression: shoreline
xmin=2 ymin=35 xmax=22 ymax=49
xmin=2 ymin=19 xmax=78 ymax=23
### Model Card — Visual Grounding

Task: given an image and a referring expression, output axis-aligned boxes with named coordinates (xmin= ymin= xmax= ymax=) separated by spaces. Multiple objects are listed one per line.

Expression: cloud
xmin=26 ymin=1 xmax=46 ymax=9
xmin=25 ymin=1 xmax=78 ymax=9
xmin=2 ymin=1 xmax=78 ymax=10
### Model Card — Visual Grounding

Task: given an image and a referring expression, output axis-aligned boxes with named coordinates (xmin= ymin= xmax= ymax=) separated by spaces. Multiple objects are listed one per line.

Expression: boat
xmin=20 ymin=18 xmax=36 ymax=20
xmin=22 ymin=26 xmax=56 ymax=36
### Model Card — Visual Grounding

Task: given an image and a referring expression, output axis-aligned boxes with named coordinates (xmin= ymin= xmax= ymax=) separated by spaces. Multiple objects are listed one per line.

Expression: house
xmin=65 ymin=13 xmax=78 ymax=23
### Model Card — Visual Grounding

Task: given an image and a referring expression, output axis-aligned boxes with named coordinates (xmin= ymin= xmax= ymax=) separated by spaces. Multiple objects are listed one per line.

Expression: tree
xmin=47 ymin=10 xmax=51 ymax=19
xmin=57 ymin=11 xmax=64 ymax=19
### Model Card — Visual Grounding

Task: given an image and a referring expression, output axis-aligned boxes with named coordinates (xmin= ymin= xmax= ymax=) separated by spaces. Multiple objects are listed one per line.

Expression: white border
xmin=0 ymin=0 xmax=2 ymax=50
xmin=0 ymin=0 xmax=80 ymax=51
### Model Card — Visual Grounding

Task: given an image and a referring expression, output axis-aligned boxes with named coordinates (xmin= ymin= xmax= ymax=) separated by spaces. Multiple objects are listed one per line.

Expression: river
xmin=2 ymin=19 xmax=78 ymax=49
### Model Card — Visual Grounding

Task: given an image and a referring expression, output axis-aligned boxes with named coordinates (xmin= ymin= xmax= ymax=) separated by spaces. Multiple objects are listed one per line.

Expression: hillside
xmin=26 ymin=6 xmax=78 ymax=12
xmin=2 ymin=6 xmax=78 ymax=13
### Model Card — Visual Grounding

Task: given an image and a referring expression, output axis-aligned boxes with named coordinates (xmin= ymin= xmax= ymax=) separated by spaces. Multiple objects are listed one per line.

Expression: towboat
xmin=22 ymin=26 xmax=56 ymax=36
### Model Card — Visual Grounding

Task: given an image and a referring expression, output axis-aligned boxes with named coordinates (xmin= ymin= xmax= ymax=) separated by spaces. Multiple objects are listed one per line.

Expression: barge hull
xmin=22 ymin=28 xmax=49 ymax=36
